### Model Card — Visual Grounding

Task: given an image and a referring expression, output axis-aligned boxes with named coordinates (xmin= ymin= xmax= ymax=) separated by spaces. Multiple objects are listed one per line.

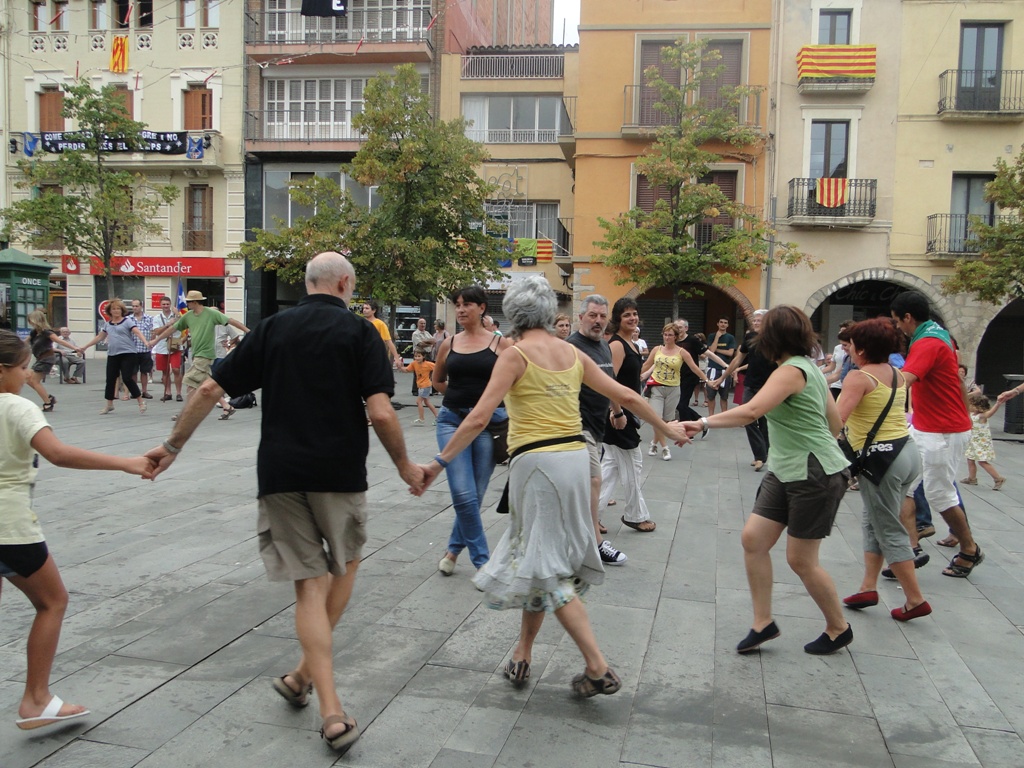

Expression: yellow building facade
xmin=572 ymin=0 xmax=773 ymax=338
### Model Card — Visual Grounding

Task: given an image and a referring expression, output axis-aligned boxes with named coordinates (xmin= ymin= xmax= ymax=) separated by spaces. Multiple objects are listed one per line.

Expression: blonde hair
xmin=27 ymin=310 xmax=51 ymax=332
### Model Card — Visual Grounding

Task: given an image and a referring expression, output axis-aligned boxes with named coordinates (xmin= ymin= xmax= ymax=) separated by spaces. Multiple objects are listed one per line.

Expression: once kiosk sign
xmin=20 ymin=277 xmax=45 ymax=286
xmin=87 ymin=257 xmax=225 ymax=277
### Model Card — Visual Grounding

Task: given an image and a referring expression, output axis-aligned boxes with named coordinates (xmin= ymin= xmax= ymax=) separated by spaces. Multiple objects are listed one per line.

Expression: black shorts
xmin=0 ymin=541 xmax=49 ymax=578
xmin=751 ymin=454 xmax=850 ymax=539
xmin=32 ymin=358 xmax=55 ymax=375
xmin=130 ymin=352 xmax=154 ymax=376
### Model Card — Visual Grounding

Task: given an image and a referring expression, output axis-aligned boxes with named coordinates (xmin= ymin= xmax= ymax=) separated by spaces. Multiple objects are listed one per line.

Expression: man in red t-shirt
xmin=892 ymin=291 xmax=981 ymax=578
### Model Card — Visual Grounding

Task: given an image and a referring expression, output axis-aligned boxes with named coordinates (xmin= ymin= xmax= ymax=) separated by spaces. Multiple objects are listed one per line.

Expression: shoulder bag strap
xmin=859 ymin=367 xmax=899 ymax=455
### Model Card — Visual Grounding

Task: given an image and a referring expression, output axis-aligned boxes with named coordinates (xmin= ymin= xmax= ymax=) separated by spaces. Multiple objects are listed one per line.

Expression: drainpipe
xmin=765 ymin=195 xmax=776 ymax=307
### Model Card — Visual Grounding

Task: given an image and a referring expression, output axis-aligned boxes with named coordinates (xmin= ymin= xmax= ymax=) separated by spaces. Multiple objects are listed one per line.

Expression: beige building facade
xmin=3 ymin=0 xmax=246 ymax=337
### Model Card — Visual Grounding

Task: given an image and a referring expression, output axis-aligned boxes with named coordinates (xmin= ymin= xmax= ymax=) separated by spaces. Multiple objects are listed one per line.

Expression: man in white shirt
xmin=152 ymin=296 xmax=185 ymax=402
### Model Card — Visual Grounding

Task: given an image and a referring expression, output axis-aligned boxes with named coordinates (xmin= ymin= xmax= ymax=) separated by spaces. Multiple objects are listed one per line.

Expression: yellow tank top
xmin=651 ymin=348 xmax=683 ymax=387
xmin=506 ymin=346 xmax=584 ymax=454
xmin=842 ymin=369 xmax=909 ymax=450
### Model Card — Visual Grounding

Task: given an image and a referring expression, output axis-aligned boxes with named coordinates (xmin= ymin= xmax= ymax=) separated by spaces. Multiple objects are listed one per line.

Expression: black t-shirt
xmin=30 ymin=329 xmax=55 ymax=361
xmin=213 ymin=294 xmax=393 ymax=497
xmin=566 ymin=331 xmax=613 ymax=440
xmin=604 ymin=335 xmax=642 ymax=450
xmin=677 ymin=334 xmax=705 ymax=393
xmin=739 ymin=331 xmax=776 ymax=392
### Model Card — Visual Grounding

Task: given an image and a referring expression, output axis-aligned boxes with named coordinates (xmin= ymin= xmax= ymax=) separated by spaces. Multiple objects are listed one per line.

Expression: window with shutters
xmin=184 ymin=85 xmax=213 ymax=130
xmin=184 ymin=185 xmax=213 ymax=251
xmin=91 ymin=0 xmax=109 ymax=29
xmin=264 ymin=78 xmax=367 ymax=140
xmin=30 ymin=2 xmax=46 ymax=32
xmin=701 ymin=40 xmax=742 ymax=117
xmin=39 ymin=88 xmax=64 ymax=132
xmin=635 ymin=174 xmax=672 ymax=214
xmin=695 ymin=171 xmax=737 ymax=248
xmin=110 ymin=85 xmax=133 ymax=120
xmin=639 ymin=40 xmax=680 ymax=127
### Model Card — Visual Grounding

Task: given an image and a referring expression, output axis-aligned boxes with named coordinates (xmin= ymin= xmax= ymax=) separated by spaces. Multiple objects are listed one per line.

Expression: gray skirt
xmin=473 ymin=447 xmax=605 ymax=611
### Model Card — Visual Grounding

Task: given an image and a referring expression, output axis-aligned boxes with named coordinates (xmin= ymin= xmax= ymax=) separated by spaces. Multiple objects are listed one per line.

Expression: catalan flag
xmin=110 ymin=35 xmax=129 ymax=74
xmin=816 ymin=178 xmax=849 ymax=208
xmin=797 ymin=45 xmax=876 ymax=80
xmin=535 ymin=239 xmax=554 ymax=263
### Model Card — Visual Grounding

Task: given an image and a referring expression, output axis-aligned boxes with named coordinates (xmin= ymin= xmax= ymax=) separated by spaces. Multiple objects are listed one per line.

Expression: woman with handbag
xmin=431 ymin=286 xmax=512 ymax=578
xmin=836 ymin=318 xmax=930 ymax=621
xmin=418 ymin=276 xmax=690 ymax=695
xmin=679 ymin=306 xmax=853 ymax=655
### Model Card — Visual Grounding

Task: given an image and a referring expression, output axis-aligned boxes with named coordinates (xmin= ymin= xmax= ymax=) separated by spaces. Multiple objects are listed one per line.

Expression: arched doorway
xmin=974 ymin=299 xmax=1024 ymax=395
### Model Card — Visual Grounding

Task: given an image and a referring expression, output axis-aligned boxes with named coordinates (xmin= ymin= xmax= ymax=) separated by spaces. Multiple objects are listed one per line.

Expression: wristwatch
xmin=162 ymin=440 xmax=181 ymax=454
xmin=700 ymin=417 xmax=710 ymax=439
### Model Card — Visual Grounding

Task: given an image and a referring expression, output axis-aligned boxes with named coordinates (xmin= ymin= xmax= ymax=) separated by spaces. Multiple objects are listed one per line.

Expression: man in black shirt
xmin=145 ymin=251 xmax=423 ymax=754
xmin=715 ymin=309 xmax=774 ymax=470
xmin=566 ymin=295 xmax=628 ymax=565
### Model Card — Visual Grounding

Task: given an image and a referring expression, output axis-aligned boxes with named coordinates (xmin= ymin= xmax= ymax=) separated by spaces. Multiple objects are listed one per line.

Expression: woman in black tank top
xmin=432 ymin=286 xmax=511 ymax=577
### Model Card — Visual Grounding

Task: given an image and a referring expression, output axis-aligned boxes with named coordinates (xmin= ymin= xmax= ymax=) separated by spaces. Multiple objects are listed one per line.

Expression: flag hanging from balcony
xmin=301 ymin=0 xmax=346 ymax=17
xmin=797 ymin=45 xmax=876 ymax=79
xmin=110 ymin=36 xmax=128 ymax=73
xmin=816 ymin=178 xmax=849 ymax=208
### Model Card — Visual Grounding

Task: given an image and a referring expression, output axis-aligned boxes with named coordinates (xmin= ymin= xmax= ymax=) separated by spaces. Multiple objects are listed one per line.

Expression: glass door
xmin=958 ymin=24 xmax=1003 ymax=110
xmin=950 ymin=174 xmax=995 ymax=252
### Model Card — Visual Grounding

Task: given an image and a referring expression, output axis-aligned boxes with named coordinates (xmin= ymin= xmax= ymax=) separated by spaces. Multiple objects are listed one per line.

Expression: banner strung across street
xmin=37 ymin=131 xmax=191 ymax=155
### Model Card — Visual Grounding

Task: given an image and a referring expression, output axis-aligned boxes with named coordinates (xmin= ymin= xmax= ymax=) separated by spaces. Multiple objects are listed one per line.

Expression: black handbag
xmin=838 ymin=368 xmax=906 ymax=485
xmin=486 ymin=416 xmax=509 ymax=464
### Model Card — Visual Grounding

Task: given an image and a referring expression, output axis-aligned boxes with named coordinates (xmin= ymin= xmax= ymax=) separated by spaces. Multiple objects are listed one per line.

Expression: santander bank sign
xmin=74 ymin=256 xmax=226 ymax=277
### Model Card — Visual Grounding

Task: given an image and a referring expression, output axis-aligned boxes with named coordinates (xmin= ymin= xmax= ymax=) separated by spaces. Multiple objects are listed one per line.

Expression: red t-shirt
xmin=903 ymin=336 xmax=971 ymax=433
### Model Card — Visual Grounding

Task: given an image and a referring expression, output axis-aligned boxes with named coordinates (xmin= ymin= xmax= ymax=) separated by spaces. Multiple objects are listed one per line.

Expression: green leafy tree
xmin=236 ymin=64 xmax=505 ymax=328
xmin=1 ymin=80 xmax=179 ymax=298
xmin=942 ymin=148 xmax=1024 ymax=303
xmin=348 ymin=65 xmax=505 ymax=309
xmin=596 ymin=39 xmax=806 ymax=317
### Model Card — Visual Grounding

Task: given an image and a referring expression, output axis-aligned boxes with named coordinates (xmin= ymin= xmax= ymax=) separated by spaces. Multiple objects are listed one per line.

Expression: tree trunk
xmin=105 ymin=267 xmax=115 ymax=304
xmin=672 ymin=286 xmax=680 ymax=320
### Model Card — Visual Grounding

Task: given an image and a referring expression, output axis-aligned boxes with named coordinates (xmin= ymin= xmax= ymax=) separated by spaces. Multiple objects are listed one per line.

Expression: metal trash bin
xmin=1004 ymin=375 xmax=1024 ymax=435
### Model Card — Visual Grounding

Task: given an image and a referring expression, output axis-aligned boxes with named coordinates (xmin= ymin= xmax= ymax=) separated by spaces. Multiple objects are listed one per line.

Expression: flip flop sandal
xmin=936 ymin=536 xmax=959 ymax=548
xmin=321 ymin=714 xmax=360 ymax=754
xmin=942 ymin=547 xmax=984 ymax=578
xmin=621 ymin=516 xmax=656 ymax=532
xmin=503 ymin=658 xmax=531 ymax=687
xmin=15 ymin=695 xmax=89 ymax=730
xmin=572 ymin=667 xmax=622 ymax=698
xmin=272 ymin=673 xmax=312 ymax=707
xmin=219 ymin=407 xmax=235 ymax=420
xmin=598 ymin=521 xmax=608 ymax=535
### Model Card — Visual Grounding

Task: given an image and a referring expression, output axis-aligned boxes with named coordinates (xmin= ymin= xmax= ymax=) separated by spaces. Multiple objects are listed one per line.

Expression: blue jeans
xmin=435 ymin=406 xmax=504 ymax=567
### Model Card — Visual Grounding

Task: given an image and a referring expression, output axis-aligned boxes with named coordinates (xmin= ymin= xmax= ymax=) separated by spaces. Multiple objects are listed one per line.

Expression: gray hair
xmin=305 ymin=251 xmax=354 ymax=288
xmin=578 ymin=294 xmax=608 ymax=315
xmin=751 ymin=308 xmax=768 ymax=318
xmin=503 ymin=275 xmax=557 ymax=335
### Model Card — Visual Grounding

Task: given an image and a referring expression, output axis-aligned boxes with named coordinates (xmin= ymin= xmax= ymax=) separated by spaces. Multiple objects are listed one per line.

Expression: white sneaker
xmin=648 ymin=442 xmax=658 ymax=456
xmin=661 ymin=446 xmax=671 ymax=461
xmin=413 ymin=418 xmax=424 ymax=426
xmin=438 ymin=556 xmax=456 ymax=575
xmin=599 ymin=540 xmax=627 ymax=565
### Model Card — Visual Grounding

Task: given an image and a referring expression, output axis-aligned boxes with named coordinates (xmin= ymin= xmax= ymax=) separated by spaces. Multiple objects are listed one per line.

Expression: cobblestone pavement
xmin=2 ymin=376 xmax=1023 ymax=767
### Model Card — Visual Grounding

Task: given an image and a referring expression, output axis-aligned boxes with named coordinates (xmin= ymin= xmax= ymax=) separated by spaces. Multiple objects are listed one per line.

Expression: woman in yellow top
xmin=639 ymin=323 xmax=711 ymax=460
xmin=418 ymin=276 xmax=690 ymax=697
xmin=837 ymin=318 xmax=930 ymax=622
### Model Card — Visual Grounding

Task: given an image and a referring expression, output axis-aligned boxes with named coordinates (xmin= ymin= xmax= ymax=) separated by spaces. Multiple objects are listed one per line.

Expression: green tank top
xmin=767 ymin=355 xmax=850 ymax=482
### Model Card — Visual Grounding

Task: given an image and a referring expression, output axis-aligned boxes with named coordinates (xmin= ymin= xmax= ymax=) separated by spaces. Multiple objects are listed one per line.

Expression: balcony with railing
xmin=797 ymin=45 xmax=876 ymax=93
xmin=938 ymin=69 xmax=1024 ymax=119
xmin=245 ymin=9 xmax=432 ymax=63
xmin=786 ymin=178 xmax=877 ymax=226
xmin=182 ymin=224 xmax=213 ymax=251
xmin=925 ymin=213 xmax=1014 ymax=259
xmin=461 ymin=54 xmax=564 ymax=79
xmin=621 ymin=86 xmax=763 ymax=137
xmin=245 ymin=110 xmax=366 ymax=153
xmin=558 ymin=95 xmax=576 ymax=164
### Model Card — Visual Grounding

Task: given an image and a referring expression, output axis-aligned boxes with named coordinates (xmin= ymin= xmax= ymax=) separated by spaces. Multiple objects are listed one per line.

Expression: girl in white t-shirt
xmin=0 ymin=330 xmax=152 ymax=732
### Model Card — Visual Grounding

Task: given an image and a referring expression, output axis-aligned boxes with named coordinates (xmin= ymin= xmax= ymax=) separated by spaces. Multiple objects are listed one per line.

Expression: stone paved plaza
xmin=2 ymin=375 xmax=1024 ymax=768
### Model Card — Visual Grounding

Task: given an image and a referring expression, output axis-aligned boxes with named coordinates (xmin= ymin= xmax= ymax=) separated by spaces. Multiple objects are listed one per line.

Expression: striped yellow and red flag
xmin=535 ymin=239 xmax=554 ymax=262
xmin=816 ymin=178 xmax=849 ymax=208
xmin=110 ymin=36 xmax=129 ymax=73
xmin=797 ymin=45 xmax=875 ymax=80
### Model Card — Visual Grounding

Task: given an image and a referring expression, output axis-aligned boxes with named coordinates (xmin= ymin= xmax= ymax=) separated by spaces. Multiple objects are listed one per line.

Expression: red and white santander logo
xmin=62 ymin=256 xmax=79 ymax=274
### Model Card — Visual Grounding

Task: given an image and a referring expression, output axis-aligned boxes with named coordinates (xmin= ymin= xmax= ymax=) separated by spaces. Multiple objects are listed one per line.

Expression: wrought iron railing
xmin=787 ymin=178 xmax=877 ymax=219
xmin=245 ymin=9 xmax=430 ymax=45
xmin=464 ymin=128 xmax=558 ymax=144
xmin=926 ymin=213 xmax=1014 ymax=254
xmin=622 ymin=85 xmax=762 ymax=129
xmin=938 ymin=69 xmax=1024 ymax=113
xmin=461 ymin=54 xmax=564 ymax=79
xmin=245 ymin=110 xmax=366 ymax=142
xmin=182 ymin=225 xmax=213 ymax=251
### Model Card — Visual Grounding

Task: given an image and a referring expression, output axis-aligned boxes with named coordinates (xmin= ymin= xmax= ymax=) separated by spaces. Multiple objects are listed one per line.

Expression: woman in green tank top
xmin=680 ymin=306 xmax=854 ymax=656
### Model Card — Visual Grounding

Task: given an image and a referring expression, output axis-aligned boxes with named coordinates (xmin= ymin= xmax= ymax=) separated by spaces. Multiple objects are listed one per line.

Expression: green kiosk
xmin=0 ymin=248 xmax=53 ymax=338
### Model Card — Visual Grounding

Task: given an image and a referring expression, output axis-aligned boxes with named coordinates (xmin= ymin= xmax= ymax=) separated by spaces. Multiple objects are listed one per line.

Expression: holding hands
xmin=997 ymin=386 xmax=1022 ymax=405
